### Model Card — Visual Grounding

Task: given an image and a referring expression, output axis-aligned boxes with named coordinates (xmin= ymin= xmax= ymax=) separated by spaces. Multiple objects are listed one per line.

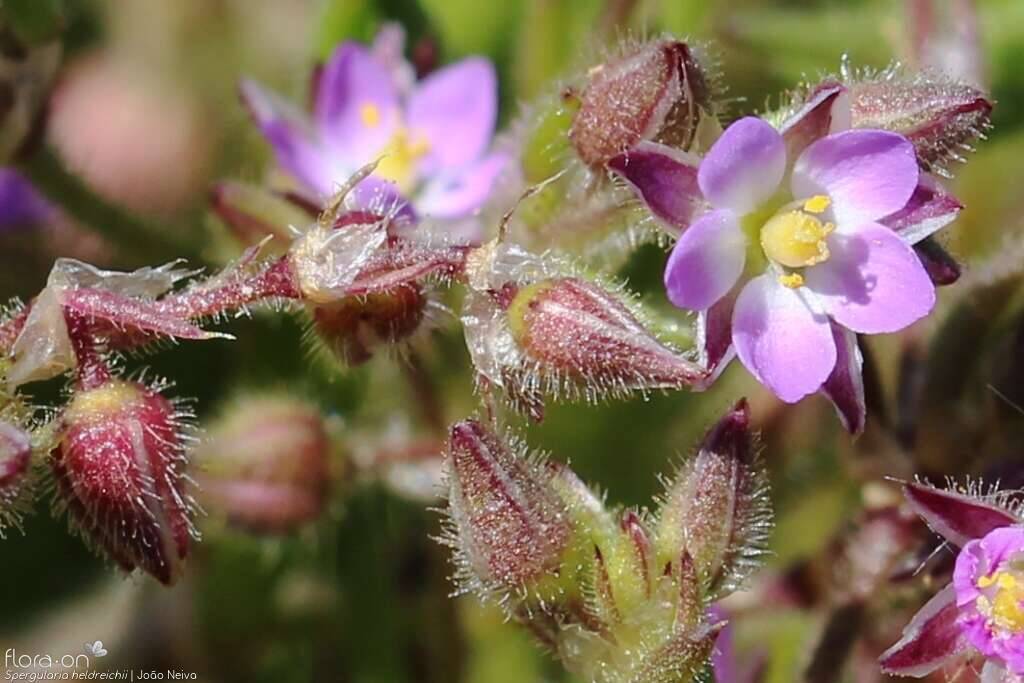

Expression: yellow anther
xmin=778 ymin=273 xmax=805 ymax=289
xmin=803 ymin=194 xmax=831 ymax=214
xmin=360 ymin=103 xmax=381 ymax=128
xmin=760 ymin=211 xmax=834 ymax=269
xmin=977 ymin=570 xmax=1024 ymax=633
xmin=374 ymin=128 xmax=431 ymax=192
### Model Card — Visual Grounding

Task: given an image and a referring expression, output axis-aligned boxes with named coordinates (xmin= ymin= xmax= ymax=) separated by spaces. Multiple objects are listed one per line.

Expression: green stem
xmin=17 ymin=145 xmax=204 ymax=265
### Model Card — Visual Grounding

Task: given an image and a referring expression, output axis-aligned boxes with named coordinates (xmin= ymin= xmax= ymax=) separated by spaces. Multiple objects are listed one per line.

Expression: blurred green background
xmin=2 ymin=1 xmax=1024 ymax=682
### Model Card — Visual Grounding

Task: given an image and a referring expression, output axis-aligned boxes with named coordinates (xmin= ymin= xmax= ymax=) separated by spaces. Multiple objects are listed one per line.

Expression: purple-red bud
xmin=51 ymin=380 xmax=193 ymax=585
xmin=195 ymin=395 xmax=332 ymax=533
xmin=570 ymin=40 xmax=712 ymax=166
xmin=0 ymin=421 xmax=33 ymax=535
xmin=444 ymin=419 xmax=570 ymax=590
xmin=505 ymin=277 xmax=705 ymax=400
xmin=849 ymin=76 xmax=992 ymax=174
xmin=655 ymin=400 xmax=770 ymax=595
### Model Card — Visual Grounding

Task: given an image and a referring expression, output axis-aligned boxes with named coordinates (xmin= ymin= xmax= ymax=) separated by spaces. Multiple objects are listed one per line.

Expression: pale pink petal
xmin=791 ymin=129 xmax=919 ymax=225
xmin=732 ymin=274 xmax=836 ymax=402
xmin=698 ymin=117 xmax=786 ymax=214
xmin=416 ymin=152 xmax=507 ymax=219
xmin=239 ymin=78 xmax=336 ymax=196
xmin=664 ymin=210 xmax=746 ymax=312
xmin=806 ymin=223 xmax=936 ymax=334
xmin=315 ymin=43 xmax=401 ymax=163
xmin=406 ymin=58 xmax=497 ymax=174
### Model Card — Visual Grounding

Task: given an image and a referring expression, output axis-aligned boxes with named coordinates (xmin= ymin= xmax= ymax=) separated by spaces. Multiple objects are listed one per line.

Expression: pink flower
xmin=240 ymin=27 xmax=506 ymax=224
xmin=662 ymin=117 xmax=933 ymax=412
xmin=611 ymin=82 xmax=970 ymax=433
xmin=881 ymin=481 xmax=1024 ymax=681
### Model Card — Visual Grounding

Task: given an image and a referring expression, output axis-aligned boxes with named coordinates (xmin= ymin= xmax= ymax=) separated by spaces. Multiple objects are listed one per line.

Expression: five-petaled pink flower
xmin=662 ymin=116 xmax=934 ymax=418
xmin=882 ymin=481 xmax=1024 ymax=682
xmin=240 ymin=27 xmax=506 ymax=226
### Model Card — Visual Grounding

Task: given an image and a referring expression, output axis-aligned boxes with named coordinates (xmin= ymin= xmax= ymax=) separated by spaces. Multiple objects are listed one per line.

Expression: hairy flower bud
xmin=848 ymin=73 xmax=992 ymax=176
xmin=442 ymin=419 xmax=570 ymax=594
xmin=195 ymin=394 xmax=332 ymax=533
xmin=504 ymin=277 xmax=705 ymax=404
xmin=655 ymin=399 xmax=771 ymax=596
xmin=0 ymin=421 xmax=33 ymax=535
xmin=570 ymin=39 xmax=713 ymax=166
xmin=310 ymin=284 xmax=427 ymax=366
xmin=51 ymin=380 xmax=195 ymax=585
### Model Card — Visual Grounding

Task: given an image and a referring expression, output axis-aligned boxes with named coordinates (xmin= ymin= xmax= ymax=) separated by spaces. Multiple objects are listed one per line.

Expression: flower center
xmin=375 ymin=129 xmax=430 ymax=192
xmin=358 ymin=102 xmax=431 ymax=193
xmin=759 ymin=195 xmax=835 ymax=275
xmin=977 ymin=569 xmax=1024 ymax=633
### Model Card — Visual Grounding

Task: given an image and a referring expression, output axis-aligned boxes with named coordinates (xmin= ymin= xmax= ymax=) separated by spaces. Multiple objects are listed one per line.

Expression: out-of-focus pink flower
xmin=240 ymin=27 xmax=506 ymax=224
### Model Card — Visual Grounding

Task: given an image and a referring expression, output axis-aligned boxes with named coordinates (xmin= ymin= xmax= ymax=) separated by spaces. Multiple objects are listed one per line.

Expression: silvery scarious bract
xmin=194 ymin=393 xmax=333 ymax=533
xmin=52 ymin=376 xmax=197 ymax=585
xmin=880 ymin=481 xmax=1024 ymax=681
xmin=461 ymin=232 xmax=705 ymax=419
xmin=0 ymin=420 xmax=34 ymax=536
xmin=441 ymin=403 xmax=770 ymax=683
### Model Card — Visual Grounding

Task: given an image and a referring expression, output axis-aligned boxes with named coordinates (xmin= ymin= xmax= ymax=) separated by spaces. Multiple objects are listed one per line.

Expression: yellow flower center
xmin=758 ymin=195 xmax=834 ymax=287
xmin=359 ymin=103 xmax=430 ymax=193
xmin=977 ymin=570 xmax=1024 ymax=633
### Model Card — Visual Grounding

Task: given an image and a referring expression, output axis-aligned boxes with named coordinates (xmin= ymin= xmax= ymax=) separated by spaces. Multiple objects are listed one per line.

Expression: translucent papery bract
xmin=288 ymin=220 xmax=388 ymax=304
xmin=52 ymin=379 xmax=196 ymax=585
xmin=6 ymin=258 xmax=219 ymax=388
xmin=463 ymin=243 xmax=703 ymax=418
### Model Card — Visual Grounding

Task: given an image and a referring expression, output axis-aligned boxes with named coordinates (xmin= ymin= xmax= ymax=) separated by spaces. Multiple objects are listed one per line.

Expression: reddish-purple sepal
xmin=903 ymin=481 xmax=1019 ymax=548
xmin=879 ymin=585 xmax=965 ymax=677
xmin=608 ymin=141 xmax=703 ymax=234
xmin=882 ymin=175 xmax=963 ymax=245
xmin=780 ymin=82 xmax=851 ymax=161
xmin=914 ymin=237 xmax=961 ymax=286
xmin=694 ymin=284 xmax=739 ymax=386
xmin=820 ymin=323 xmax=866 ymax=435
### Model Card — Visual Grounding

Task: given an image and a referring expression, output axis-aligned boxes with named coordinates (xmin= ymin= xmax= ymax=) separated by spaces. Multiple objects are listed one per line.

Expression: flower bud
xmin=570 ymin=39 xmax=713 ymax=167
xmin=504 ymin=277 xmax=705 ymax=402
xmin=848 ymin=74 xmax=992 ymax=176
xmin=655 ymin=399 xmax=771 ymax=596
xmin=0 ymin=421 xmax=33 ymax=535
xmin=443 ymin=419 xmax=570 ymax=593
xmin=195 ymin=394 xmax=332 ymax=533
xmin=310 ymin=283 xmax=427 ymax=366
xmin=51 ymin=380 xmax=194 ymax=585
